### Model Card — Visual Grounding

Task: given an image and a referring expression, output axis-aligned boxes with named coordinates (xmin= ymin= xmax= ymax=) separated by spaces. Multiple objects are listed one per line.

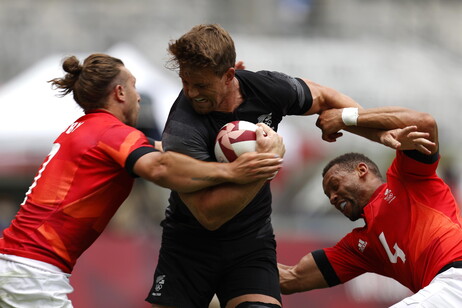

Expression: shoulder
xmin=64 ymin=111 xmax=142 ymax=143
xmin=162 ymin=94 xmax=214 ymax=160
xmin=236 ymin=69 xmax=306 ymax=100
xmin=59 ymin=111 xmax=152 ymax=169
xmin=86 ymin=111 xmax=151 ymax=150
xmin=164 ymin=96 xmax=208 ymax=134
xmin=236 ymin=70 xmax=312 ymax=116
xmin=237 ymin=69 xmax=297 ymax=86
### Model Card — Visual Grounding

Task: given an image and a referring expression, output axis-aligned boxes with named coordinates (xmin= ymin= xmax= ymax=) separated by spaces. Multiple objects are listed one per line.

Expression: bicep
xmin=295 ymin=253 xmax=330 ymax=290
xmin=302 ymin=78 xmax=361 ymax=115
xmin=132 ymin=151 xmax=164 ymax=182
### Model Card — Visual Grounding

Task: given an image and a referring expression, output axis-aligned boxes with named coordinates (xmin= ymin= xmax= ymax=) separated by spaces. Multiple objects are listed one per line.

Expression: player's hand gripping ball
xmin=214 ymin=121 xmax=258 ymax=163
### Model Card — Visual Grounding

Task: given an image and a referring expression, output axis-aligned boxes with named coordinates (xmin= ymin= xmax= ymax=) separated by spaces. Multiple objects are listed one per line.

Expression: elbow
xmin=148 ymin=164 xmax=170 ymax=188
xmin=196 ymin=212 xmax=225 ymax=231
xmin=201 ymin=222 xmax=222 ymax=232
xmin=279 ymin=268 xmax=304 ymax=295
xmin=420 ymin=112 xmax=436 ymax=131
xmin=147 ymin=152 xmax=178 ymax=189
xmin=419 ymin=112 xmax=438 ymax=141
xmin=189 ymin=199 xmax=227 ymax=231
xmin=180 ymin=188 xmax=240 ymax=231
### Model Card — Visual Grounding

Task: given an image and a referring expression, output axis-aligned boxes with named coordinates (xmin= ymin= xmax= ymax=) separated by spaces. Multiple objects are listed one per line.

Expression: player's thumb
xmin=255 ymin=126 xmax=266 ymax=140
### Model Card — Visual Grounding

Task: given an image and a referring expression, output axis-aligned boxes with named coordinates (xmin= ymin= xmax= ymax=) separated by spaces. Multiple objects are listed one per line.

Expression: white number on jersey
xmin=379 ymin=231 xmax=406 ymax=264
xmin=21 ymin=143 xmax=61 ymax=205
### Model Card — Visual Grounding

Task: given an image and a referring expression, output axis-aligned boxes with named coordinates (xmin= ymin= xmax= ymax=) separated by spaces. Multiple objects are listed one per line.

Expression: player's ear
xmin=357 ymin=162 xmax=368 ymax=178
xmin=224 ymin=67 xmax=235 ymax=85
xmin=113 ymin=84 xmax=125 ymax=102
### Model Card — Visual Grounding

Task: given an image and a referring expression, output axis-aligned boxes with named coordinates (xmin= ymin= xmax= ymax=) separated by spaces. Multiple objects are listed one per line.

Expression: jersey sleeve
xmin=98 ymin=124 xmax=155 ymax=176
xmin=255 ymin=70 xmax=313 ymax=116
xmin=311 ymin=249 xmax=341 ymax=287
xmin=388 ymin=149 xmax=459 ymax=220
xmin=319 ymin=232 xmax=369 ymax=284
xmin=390 ymin=150 xmax=439 ymax=179
xmin=125 ymin=146 xmax=158 ymax=177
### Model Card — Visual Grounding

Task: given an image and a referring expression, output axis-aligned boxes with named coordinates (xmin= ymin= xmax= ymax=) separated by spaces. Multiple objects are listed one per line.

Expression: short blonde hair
xmin=167 ymin=24 xmax=236 ymax=76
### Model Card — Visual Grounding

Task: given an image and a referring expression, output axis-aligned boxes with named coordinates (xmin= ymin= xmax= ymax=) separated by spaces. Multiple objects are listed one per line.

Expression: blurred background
xmin=1 ymin=0 xmax=461 ymax=307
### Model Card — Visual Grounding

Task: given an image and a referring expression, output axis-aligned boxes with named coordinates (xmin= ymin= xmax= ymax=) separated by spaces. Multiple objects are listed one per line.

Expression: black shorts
xmin=145 ymin=222 xmax=281 ymax=308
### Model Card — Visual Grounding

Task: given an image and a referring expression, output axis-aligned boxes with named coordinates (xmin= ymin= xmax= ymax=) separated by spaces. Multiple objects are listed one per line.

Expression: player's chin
xmin=192 ymin=107 xmax=212 ymax=114
xmin=191 ymin=101 xmax=213 ymax=114
xmin=348 ymin=213 xmax=361 ymax=222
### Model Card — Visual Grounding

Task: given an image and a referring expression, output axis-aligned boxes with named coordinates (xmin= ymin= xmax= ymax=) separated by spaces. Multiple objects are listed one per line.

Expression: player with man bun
xmin=0 ymin=53 xmax=284 ymax=307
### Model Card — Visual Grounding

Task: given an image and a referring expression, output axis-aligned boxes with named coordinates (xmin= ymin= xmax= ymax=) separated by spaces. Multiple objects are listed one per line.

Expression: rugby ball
xmin=214 ymin=120 xmax=258 ymax=162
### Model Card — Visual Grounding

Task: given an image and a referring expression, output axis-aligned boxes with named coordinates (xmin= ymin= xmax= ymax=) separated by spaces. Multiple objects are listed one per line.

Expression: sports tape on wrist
xmin=341 ymin=107 xmax=359 ymax=126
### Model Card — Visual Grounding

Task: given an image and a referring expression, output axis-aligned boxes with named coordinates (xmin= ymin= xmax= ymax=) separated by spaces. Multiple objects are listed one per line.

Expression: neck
xmin=102 ymin=103 xmax=127 ymax=124
xmin=366 ymin=180 xmax=386 ymax=202
xmin=219 ymin=78 xmax=243 ymax=113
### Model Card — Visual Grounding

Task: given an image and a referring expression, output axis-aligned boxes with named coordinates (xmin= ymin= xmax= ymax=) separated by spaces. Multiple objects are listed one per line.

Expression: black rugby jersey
xmin=161 ymin=70 xmax=313 ymax=239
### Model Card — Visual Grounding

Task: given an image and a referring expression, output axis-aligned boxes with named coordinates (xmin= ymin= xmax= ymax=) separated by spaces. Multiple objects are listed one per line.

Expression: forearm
xmin=135 ymin=151 xmax=230 ymax=193
xmin=279 ymin=265 xmax=305 ymax=295
xmin=356 ymin=106 xmax=429 ymax=130
xmin=350 ymin=107 xmax=438 ymax=146
xmin=160 ymin=151 xmax=234 ymax=189
xmin=342 ymin=107 xmax=412 ymax=144
xmin=343 ymin=126 xmax=385 ymax=144
xmin=319 ymin=106 xmax=437 ymax=145
xmin=279 ymin=253 xmax=329 ymax=294
xmin=179 ymin=179 xmax=267 ymax=231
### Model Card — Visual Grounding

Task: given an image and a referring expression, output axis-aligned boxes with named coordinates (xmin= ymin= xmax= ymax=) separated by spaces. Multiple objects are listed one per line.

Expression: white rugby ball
xmin=214 ymin=120 xmax=258 ymax=163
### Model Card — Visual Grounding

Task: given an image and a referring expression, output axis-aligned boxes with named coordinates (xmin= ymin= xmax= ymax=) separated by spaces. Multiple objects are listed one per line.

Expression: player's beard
xmin=346 ymin=183 xmax=366 ymax=221
xmin=190 ymin=97 xmax=218 ymax=114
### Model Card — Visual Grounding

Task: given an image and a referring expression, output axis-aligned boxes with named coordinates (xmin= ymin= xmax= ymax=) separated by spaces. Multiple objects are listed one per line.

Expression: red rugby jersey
xmin=0 ymin=110 xmax=153 ymax=273
xmin=323 ymin=150 xmax=462 ymax=292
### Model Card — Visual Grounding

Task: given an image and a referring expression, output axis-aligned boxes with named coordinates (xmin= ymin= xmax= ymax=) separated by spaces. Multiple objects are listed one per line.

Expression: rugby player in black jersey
xmin=146 ymin=24 xmax=364 ymax=308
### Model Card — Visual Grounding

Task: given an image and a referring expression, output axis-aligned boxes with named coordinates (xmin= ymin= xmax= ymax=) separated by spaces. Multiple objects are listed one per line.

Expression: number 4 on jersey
xmin=379 ymin=231 xmax=406 ymax=264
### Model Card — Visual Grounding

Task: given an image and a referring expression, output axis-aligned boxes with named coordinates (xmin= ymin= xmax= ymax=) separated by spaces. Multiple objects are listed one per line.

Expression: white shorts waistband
xmin=0 ymin=253 xmax=67 ymax=275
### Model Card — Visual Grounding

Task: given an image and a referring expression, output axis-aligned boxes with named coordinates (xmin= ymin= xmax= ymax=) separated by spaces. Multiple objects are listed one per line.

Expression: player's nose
xmin=185 ymin=86 xmax=199 ymax=98
xmin=329 ymin=194 xmax=338 ymax=206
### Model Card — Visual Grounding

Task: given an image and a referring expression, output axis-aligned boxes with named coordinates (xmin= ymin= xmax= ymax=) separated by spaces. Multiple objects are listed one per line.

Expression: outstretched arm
xmin=278 ymin=253 xmax=329 ymax=294
xmin=133 ymin=125 xmax=283 ymax=195
xmin=317 ymin=106 xmax=438 ymax=154
xmin=301 ymin=79 xmax=363 ymax=142
xmin=134 ymin=150 xmax=282 ymax=194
